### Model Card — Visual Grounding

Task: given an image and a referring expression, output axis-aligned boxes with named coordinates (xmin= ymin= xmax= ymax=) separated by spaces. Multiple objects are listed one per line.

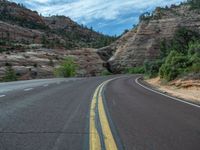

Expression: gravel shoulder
xmin=145 ymin=77 xmax=200 ymax=105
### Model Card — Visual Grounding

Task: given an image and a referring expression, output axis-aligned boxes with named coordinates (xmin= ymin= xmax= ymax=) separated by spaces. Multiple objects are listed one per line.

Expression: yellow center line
xmin=98 ymin=81 xmax=118 ymax=150
xmin=89 ymin=79 xmax=118 ymax=150
xmin=89 ymin=83 xmax=103 ymax=150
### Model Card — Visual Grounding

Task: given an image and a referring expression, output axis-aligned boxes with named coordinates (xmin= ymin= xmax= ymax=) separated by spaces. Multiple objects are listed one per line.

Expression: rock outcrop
xmin=0 ymin=0 xmax=115 ymax=49
xmin=0 ymin=48 xmax=105 ymax=80
xmin=0 ymin=0 xmax=112 ymax=80
xmin=98 ymin=4 xmax=200 ymax=73
xmin=0 ymin=21 xmax=43 ymax=43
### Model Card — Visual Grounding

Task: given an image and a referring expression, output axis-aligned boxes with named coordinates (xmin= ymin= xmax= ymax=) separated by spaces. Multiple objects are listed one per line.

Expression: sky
xmin=9 ymin=0 xmax=186 ymax=36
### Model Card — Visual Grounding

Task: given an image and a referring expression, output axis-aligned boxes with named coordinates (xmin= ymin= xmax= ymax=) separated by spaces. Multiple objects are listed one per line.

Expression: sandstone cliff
xmin=0 ymin=48 xmax=105 ymax=80
xmin=98 ymin=4 xmax=200 ymax=73
xmin=0 ymin=0 xmax=112 ymax=80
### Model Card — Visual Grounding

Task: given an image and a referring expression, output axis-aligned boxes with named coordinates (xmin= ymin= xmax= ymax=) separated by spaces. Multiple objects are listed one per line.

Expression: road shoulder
xmin=138 ymin=77 xmax=200 ymax=106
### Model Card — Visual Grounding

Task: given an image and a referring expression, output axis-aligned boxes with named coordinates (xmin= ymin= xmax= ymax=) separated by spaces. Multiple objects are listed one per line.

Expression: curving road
xmin=0 ymin=75 xmax=199 ymax=150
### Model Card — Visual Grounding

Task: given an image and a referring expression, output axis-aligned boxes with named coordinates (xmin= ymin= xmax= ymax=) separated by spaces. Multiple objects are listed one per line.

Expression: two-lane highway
xmin=0 ymin=75 xmax=200 ymax=150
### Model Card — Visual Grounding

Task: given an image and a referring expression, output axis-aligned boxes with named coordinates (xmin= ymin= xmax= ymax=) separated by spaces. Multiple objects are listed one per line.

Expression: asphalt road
xmin=0 ymin=76 xmax=112 ymax=150
xmin=0 ymin=75 xmax=199 ymax=150
xmin=105 ymin=76 xmax=200 ymax=150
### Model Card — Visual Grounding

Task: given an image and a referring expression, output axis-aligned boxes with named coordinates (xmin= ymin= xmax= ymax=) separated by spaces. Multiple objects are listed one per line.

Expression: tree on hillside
xmin=187 ymin=0 xmax=200 ymax=9
xmin=139 ymin=12 xmax=152 ymax=22
xmin=3 ymin=65 xmax=17 ymax=82
xmin=123 ymin=29 xmax=129 ymax=34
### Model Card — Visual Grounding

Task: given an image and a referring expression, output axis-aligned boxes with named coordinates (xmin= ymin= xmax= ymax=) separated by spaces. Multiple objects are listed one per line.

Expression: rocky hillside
xmin=0 ymin=0 xmax=116 ymax=49
xmin=98 ymin=2 xmax=200 ymax=73
xmin=1 ymin=0 xmax=199 ymax=81
xmin=0 ymin=0 xmax=115 ymax=80
xmin=43 ymin=16 xmax=116 ymax=49
xmin=0 ymin=0 xmax=47 ymax=29
xmin=0 ymin=48 xmax=105 ymax=80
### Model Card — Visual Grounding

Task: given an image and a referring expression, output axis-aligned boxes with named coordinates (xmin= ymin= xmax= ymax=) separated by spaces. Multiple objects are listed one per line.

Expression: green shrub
xmin=190 ymin=63 xmax=200 ymax=73
xmin=188 ymin=40 xmax=200 ymax=56
xmin=3 ymin=66 xmax=17 ymax=82
xmin=143 ymin=28 xmax=200 ymax=81
xmin=189 ymin=54 xmax=200 ymax=73
xmin=159 ymin=28 xmax=200 ymax=60
xmin=159 ymin=51 xmax=190 ymax=81
xmin=101 ymin=70 xmax=112 ymax=76
xmin=54 ymin=57 xmax=77 ymax=77
xmin=159 ymin=64 xmax=179 ymax=81
xmin=170 ymin=28 xmax=200 ymax=54
xmin=168 ymin=52 xmax=189 ymax=68
xmin=126 ymin=66 xmax=145 ymax=74
xmin=144 ymin=60 xmax=163 ymax=77
xmin=190 ymin=53 xmax=200 ymax=63
xmin=160 ymin=39 xmax=171 ymax=58
xmin=187 ymin=0 xmax=200 ymax=9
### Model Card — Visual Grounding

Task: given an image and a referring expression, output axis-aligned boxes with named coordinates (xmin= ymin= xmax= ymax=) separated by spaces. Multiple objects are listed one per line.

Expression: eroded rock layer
xmin=98 ymin=5 xmax=200 ymax=73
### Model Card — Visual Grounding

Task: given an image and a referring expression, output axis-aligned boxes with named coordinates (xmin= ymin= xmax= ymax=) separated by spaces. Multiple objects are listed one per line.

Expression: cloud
xmin=9 ymin=0 xmax=186 ymax=35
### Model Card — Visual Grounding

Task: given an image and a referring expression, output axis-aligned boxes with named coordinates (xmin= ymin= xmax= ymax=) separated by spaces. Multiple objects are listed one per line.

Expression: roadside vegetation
xmin=100 ymin=70 xmax=113 ymax=76
xmin=126 ymin=0 xmax=200 ymax=81
xmin=1 ymin=64 xmax=17 ymax=82
xmin=125 ymin=67 xmax=145 ymax=74
xmin=144 ymin=27 xmax=200 ymax=81
xmin=187 ymin=0 xmax=200 ymax=9
xmin=54 ymin=57 xmax=77 ymax=77
xmin=126 ymin=27 xmax=200 ymax=82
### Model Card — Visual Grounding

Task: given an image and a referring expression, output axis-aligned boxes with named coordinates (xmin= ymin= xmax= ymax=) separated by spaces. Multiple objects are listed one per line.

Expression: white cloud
xmin=11 ymin=0 xmax=186 ymax=22
xmin=27 ymin=0 xmax=50 ymax=3
xmin=31 ymin=0 xmax=185 ymax=22
xmin=9 ymin=0 xmax=186 ymax=35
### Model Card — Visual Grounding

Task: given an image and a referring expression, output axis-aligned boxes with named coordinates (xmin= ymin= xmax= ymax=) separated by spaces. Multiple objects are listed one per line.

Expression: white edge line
xmin=24 ymin=88 xmax=34 ymax=91
xmin=43 ymin=84 xmax=49 ymax=87
xmin=135 ymin=77 xmax=200 ymax=108
xmin=0 ymin=95 xmax=6 ymax=98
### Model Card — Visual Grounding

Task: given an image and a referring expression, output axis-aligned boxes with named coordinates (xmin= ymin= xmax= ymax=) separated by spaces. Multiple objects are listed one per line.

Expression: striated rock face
xmin=97 ymin=29 xmax=137 ymax=61
xmin=44 ymin=16 xmax=113 ymax=48
xmin=0 ymin=0 xmax=115 ymax=49
xmin=0 ymin=0 xmax=113 ymax=80
xmin=0 ymin=21 xmax=43 ymax=43
xmin=65 ymin=49 xmax=105 ymax=76
xmin=98 ymin=5 xmax=200 ymax=73
xmin=44 ymin=16 xmax=78 ymax=30
xmin=0 ymin=48 xmax=105 ymax=80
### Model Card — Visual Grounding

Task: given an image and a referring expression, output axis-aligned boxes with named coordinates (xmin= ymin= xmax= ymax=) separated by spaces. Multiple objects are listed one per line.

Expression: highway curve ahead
xmin=0 ymin=75 xmax=200 ymax=150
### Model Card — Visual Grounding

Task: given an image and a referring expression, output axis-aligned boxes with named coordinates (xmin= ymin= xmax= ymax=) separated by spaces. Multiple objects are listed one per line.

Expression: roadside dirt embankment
xmin=146 ymin=77 xmax=200 ymax=105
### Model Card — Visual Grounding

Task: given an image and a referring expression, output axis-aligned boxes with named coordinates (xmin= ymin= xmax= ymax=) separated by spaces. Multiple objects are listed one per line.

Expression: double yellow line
xmin=89 ymin=80 xmax=118 ymax=150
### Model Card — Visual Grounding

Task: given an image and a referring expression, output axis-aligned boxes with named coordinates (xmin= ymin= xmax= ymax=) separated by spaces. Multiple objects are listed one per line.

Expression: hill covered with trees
xmin=0 ymin=0 xmax=116 ymax=51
